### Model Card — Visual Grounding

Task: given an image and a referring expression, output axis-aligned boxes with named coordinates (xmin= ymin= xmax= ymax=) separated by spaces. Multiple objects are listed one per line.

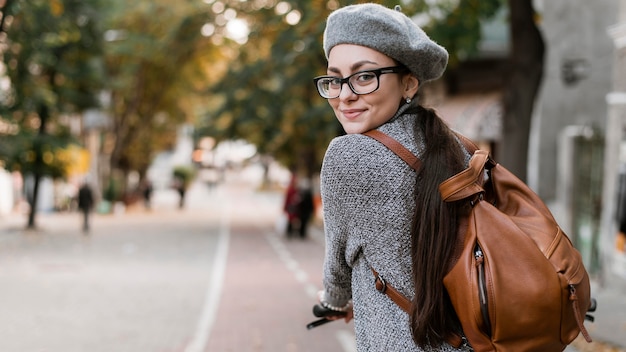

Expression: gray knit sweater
xmin=320 ymin=105 xmax=472 ymax=352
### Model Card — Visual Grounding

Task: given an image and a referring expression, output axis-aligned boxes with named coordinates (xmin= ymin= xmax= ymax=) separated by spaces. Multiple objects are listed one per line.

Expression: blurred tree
xmin=0 ymin=0 xmax=106 ymax=229
xmin=499 ymin=0 xmax=544 ymax=181
xmin=102 ymin=0 xmax=225 ymax=196
xmin=201 ymin=0 xmax=543 ymax=183
xmin=425 ymin=0 xmax=504 ymax=65
xmin=198 ymin=0 xmax=346 ymax=179
xmin=422 ymin=0 xmax=544 ymax=180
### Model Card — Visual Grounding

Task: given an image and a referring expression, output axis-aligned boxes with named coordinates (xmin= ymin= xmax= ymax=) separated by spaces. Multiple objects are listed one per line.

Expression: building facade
xmin=601 ymin=0 xmax=626 ymax=287
xmin=532 ymin=0 xmax=626 ymax=286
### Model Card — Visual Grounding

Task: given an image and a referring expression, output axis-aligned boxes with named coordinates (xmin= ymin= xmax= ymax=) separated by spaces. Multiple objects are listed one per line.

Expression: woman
xmin=315 ymin=4 xmax=472 ymax=351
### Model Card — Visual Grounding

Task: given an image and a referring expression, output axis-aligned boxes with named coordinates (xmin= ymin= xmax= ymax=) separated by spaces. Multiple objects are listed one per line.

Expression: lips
xmin=341 ymin=108 xmax=365 ymax=120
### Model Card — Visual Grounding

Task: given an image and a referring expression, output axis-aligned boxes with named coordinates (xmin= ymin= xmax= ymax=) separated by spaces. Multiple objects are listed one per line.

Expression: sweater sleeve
xmin=320 ymin=136 xmax=358 ymax=308
xmin=320 ymin=134 xmax=401 ymax=308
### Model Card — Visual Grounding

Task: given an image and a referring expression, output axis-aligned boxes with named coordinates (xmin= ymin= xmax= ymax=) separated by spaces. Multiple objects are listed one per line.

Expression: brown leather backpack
xmin=363 ymin=130 xmax=595 ymax=351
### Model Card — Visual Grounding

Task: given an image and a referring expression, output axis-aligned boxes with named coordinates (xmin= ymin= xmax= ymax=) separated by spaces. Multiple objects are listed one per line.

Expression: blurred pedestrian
xmin=297 ymin=178 xmax=315 ymax=238
xmin=617 ymin=168 xmax=626 ymax=252
xmin=142 ymin=179 xmax=153 ymax=210
xmin=283 ymin=173 xmax=300 ymax=237
xmin=617 ymin=224 xmax=626 ymax=253
xmin=77 ymin=181 xmax=94 ymax=233
xmin=173 ymin=177 xmax=186 ymax=209
xmin=313 ymin=4 xmax=472 ymax=351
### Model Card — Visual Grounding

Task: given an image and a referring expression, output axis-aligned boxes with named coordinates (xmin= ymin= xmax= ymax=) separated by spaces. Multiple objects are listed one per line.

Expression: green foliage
xmin=424 ymin=0 xmax=505 ymax=65
xmin=102 ymin=0 xmax=223 ymax=177
xmin=103 ymin=175 xmax=123 ymax=202
xmin=0 ymin=0 xmax=106 ymax=116
xmin=0 ymin=0 xmax=106 ymax=178
xmin=0 ymin=127 xmax=73 ymax=178
xmin=198 ymin=0 xmax=346 ymax=173
xmin=172 ymin=165 xmax=195 ymax=188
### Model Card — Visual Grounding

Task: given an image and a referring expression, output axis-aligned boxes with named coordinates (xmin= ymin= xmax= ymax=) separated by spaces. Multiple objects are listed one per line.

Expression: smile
xmin=341 ymin=109 xmax=365 ymax=120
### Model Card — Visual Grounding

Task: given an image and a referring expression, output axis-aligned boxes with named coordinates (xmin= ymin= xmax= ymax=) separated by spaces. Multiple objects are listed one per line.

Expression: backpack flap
xmin=439 ymin=150 xmax=491 ymax=202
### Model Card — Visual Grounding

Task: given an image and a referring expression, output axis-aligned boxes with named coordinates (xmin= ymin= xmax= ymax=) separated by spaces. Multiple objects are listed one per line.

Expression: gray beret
xmin=323 ymin=3 xmax=449 ymax=83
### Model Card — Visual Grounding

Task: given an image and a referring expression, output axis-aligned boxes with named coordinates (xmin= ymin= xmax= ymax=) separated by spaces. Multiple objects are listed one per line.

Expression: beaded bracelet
xmin=320 ymin=292 xmax=353 ymax=312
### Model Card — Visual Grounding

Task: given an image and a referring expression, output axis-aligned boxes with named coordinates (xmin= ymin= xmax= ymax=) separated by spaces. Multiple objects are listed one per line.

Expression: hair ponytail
xmin=409 ymin=105 xmax=466 ymax=347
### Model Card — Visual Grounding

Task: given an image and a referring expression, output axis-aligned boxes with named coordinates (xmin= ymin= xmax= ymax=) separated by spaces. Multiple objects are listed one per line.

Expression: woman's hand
xmin=316 ymin=290 xmax=354 ymax=323
xmin=335 ymin=307 xmax=354 ymax=323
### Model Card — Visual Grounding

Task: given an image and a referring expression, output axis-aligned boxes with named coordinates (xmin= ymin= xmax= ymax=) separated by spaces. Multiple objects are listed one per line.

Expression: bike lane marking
xmin=184 ymin=198 xmax=231 ymax=352
xmin=266 ymin=232 xmax=357 ymax=352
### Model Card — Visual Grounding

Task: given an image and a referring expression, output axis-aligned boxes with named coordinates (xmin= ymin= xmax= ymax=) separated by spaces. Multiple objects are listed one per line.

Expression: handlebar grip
xmin=306 ymin=304 xmax=348 ymax=330
xmin=306 ymin=318 xmax=331 ymax=329
xmin=312 ymin=304 xmax=347 ymax=318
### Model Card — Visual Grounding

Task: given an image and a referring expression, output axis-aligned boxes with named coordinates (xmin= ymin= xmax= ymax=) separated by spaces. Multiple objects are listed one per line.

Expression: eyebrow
xmin=328 ymin=60 xmax=379 ymax=75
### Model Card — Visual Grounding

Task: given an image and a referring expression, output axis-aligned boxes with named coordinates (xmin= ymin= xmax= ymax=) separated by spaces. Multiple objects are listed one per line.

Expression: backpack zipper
xmin=475 ymin=244 xmax=492 ymax=335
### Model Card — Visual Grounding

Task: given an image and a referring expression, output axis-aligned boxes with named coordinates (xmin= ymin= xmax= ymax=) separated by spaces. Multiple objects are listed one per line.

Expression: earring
xmin=405 ymin=97 xmax=412 ymax=104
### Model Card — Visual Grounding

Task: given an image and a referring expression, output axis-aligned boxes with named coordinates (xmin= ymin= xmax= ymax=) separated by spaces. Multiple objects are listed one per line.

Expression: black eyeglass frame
xmin=313 ymin=66 xmax=409 ymax=99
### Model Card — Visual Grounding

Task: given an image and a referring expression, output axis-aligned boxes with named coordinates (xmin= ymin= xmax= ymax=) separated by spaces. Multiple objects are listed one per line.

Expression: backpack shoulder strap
xmin=362 ymin=130 xmax=421 ymax=171
xmin=362 ymin=129 xmax=465 ymax=348
xmin=454 ymin=131 xmax=479 ymax=154
xmin=363 ymin=129 xmax=479 ymax=172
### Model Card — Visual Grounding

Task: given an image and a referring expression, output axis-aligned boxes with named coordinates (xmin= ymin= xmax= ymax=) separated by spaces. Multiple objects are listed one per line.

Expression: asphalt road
xmin=0 ymin=171 xmax=355 ymax=352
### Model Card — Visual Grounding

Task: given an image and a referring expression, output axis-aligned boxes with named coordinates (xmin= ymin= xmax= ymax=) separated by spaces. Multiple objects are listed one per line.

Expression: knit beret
xmin=323 ymin=3 xmax=449 ymax=83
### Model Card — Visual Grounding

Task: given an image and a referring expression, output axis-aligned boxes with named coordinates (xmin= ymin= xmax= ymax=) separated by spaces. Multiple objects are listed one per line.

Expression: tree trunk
xmin=27 ymin=104 xmax=49 ymax=229
xmin=26 ymin=172 xmax=40 ymax=229
xmin=498 ymin=0 xmax=545 ymax=182
xmin=0 ymin=0 xmax=15 ymax=33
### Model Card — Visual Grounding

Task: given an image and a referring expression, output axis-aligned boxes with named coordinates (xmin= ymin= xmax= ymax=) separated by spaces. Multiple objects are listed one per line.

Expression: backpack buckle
xmin=374 ymin=274 xmax=387 ymax=293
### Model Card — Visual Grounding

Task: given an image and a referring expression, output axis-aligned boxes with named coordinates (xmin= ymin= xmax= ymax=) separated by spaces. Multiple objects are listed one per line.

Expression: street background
xmin=0 ymin=166 xmax=624 ymax=352
xmin=0 ymin=167 xmax=355 ymax=352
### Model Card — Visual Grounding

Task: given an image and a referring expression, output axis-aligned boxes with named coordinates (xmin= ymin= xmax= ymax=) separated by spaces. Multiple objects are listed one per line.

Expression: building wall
xmin=601 ymin=0 xmax=626 ymax=286
xmin=0 ymin=169 xmax=13 ymax=216
xmin=530 ymin=0 xmax=618 ymax=200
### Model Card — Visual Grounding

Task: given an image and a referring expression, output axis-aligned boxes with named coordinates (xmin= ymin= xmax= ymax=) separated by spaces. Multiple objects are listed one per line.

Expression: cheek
xmin=368 ymin=94 xmax=398 ymax=117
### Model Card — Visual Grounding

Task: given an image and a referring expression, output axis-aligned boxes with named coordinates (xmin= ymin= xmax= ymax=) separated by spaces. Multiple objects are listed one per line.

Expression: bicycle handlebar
xmin=306 ymin=304 xmax=347 ymax=330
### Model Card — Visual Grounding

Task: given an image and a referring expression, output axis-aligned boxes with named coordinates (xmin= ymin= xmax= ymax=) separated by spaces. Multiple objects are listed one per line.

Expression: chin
xmin=338 ymin=119 xmax=365 ymax=134
xmin=342 ymin=125 xmax=365 ymax=134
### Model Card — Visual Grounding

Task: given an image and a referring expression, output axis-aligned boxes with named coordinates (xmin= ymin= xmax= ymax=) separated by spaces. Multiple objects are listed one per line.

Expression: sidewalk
xmin=567 ymin=282 xmax=626 ymax=352
xmin=0 ymin=186 xmax=231 ymax=351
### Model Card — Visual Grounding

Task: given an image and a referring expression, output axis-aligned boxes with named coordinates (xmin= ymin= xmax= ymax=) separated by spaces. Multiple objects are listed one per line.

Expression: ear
xmin=403 ymin=75 xmax=419 ymax=98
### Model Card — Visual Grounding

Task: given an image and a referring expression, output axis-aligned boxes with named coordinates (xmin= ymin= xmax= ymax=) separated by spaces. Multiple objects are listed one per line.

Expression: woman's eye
xmin=355 ymin=72 xmax=376 ymax=83
xmin=329 ymin=78 xmax=342 ymax=86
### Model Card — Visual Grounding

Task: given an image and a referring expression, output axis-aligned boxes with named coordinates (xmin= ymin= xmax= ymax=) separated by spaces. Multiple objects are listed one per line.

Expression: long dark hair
xmin=409 ymin=105 xmax=466 ymax=347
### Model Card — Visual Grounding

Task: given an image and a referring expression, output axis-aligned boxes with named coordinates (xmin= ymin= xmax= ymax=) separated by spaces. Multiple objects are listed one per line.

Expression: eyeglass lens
xmin=314 ymin=66 xmax=407 ymax=99
xmin=317 ymin=71 xmax=380 ymax=98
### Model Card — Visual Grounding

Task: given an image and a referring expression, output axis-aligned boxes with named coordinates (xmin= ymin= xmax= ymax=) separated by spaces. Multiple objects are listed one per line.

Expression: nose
xmin=338 ymin=81 xmax=357 ymax=100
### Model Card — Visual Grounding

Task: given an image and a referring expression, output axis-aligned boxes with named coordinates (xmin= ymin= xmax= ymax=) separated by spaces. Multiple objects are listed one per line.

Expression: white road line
xmin=266 ymin=232 xmax=356 ymax=352
xmin=185 ymin=203 xmax=231 ymax=352
xmin=266 ymin=234 xmax=316 ymax=300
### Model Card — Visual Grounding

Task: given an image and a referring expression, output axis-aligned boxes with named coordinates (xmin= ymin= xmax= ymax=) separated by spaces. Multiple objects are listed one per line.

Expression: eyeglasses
xmin=313 ymin=66 xmax=408 ymax=99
